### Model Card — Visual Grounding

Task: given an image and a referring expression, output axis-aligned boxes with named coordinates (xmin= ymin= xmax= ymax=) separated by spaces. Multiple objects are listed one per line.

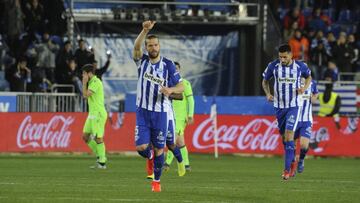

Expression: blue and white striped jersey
xmin=262 ymin=59 xmax=311 ymax=109
xmin=135 ymin=54 xmax=182 ymax=112
xmin=299 ymin=80 xmax=318 ymax=122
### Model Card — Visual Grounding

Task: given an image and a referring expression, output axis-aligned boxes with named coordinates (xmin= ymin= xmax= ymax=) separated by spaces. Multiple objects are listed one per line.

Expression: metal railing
xmin=337 ymin=72 xmax=360 ymax=82
xmin=16 ymin=92 xmax=87 ymax=112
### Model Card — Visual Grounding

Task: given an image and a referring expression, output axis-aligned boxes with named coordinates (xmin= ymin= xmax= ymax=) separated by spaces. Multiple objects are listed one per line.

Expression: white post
xmin=210 ymin=101 xmax=218 ymax=158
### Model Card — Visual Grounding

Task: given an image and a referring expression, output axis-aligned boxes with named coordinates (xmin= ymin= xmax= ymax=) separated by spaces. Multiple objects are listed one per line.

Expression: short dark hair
xmin=82 ymin=64 xmax=95 ymax=73
xmin=145 ymin=34 xmax=159 ymax=46
xmin=278 ymin=44 xmax=292 ymax=53
xmin=17 ymin=56 xmax=27 ymax=63
xmin=174 ymin=61 xmax=180 ymax=68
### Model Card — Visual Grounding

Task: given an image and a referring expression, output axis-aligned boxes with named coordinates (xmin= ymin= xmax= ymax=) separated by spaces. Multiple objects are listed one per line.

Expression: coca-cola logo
xmin=193 ymin=118 xmax=280 ymax=151
xmin=17 ymin=115 xmax=74 ymax=149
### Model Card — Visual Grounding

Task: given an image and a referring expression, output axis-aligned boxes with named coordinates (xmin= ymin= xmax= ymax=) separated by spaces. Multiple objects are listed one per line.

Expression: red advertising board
xmin=0 ymin=113 xmax=359 ymax=157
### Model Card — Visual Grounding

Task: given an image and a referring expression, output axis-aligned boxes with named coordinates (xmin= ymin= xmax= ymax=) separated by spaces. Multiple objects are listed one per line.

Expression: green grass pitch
xmin=0 ymin=154 xmax=359 ymax=203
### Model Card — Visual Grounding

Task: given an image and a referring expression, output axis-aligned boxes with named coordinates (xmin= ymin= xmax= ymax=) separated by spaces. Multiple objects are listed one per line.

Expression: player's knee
xmin=166 ymin=144 xmax=176 ymax=151
xmin=136 ymin=144 xmax=148 ymax=152
xmin=154 ymin=148 xmax=164 ymax=156
xmin=95 ymin=137 xmax=103 ymax=144
xmin=82 ymin=134 xmax=90 ymax=142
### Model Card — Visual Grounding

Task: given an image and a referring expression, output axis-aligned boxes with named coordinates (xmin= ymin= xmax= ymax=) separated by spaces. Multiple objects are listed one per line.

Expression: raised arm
xmin=133 ymin=21 xmax=156 ymax=60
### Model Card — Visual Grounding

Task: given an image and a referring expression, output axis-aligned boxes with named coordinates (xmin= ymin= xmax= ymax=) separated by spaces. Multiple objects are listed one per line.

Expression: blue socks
xmin=299 ymin=148 xmax=308 ymax=162
xmin=169 ymin=146 xmax=183 ymax=163
xmin=154 ymin=153 xmax=164 ymax=181
xmin=137 ymin=146 xmax=152 ymax=159
xmin=285 ymin=141 xmax=295 ymax=171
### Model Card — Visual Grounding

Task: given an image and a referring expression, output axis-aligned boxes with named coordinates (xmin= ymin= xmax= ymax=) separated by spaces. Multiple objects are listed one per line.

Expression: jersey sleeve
xmin=134 ymin=54 xmax=147 ymax=68
xmin=312 ymin=80 xmax=319 ymax=94
xmin=262 ymin=63 xmax=274 ymax=80
xmin=300 ymin=63 xmax=311 ymax=78
xmin=88 ymin=79 xmax=99 ymax=93
xmin=167 ymin=62 xmax=182 ymax=87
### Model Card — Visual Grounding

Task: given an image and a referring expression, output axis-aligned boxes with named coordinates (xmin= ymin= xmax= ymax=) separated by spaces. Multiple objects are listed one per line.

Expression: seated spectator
xmin=283 ymin=7 xmax=306 ymax=30
xmin=34 ymin=31 xmax=60 ymax=83
xmin=311 ymin=30 xmax=331 ymax=55
xmin=307 ymin=8 xmax=332 ymax=33
xmin=323 ymin=60 xmax=339 ymax=81
xmin=289 ymin=29 xmax=309 ymax=61
xmin=5 ymin=56 xmax=31 ymax=92
xmin=283 ymin=21 xmax=299 ymax=41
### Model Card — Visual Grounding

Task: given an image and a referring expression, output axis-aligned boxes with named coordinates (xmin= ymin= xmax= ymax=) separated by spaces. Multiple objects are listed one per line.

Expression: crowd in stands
xmin=0 ymin=0 xmax=111 ymax=93
xmin=270 ymin=0 xmax=360 ymax=81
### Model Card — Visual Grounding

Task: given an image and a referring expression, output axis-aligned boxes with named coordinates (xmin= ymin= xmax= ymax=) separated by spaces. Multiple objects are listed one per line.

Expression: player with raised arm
xmin=262 ymin=44 xmax=311 ymax=180
xmin=133 ymin=20 xmax=184 ymax=192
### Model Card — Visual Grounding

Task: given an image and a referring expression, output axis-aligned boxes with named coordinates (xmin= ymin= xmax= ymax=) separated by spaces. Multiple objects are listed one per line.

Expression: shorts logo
xmin=157 ymin=131 xmax=165 ymax=141
xmin=167 ymin=131 xmax=173 ymax=138
xmin=288 ymin=115 xmax=295 ymax=124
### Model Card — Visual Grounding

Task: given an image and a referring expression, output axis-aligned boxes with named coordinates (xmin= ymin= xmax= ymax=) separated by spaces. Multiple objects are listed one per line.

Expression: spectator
xmin=327 ymin=32 xmax=337 ymax=50
xmin=93 ymin=53 xmax=111 ymax=80
xmin=289 ymin=29 xmax=309 ymax=61
xmin=307 ymin=8 xmax=331 ymax=33
xmin=5 ymin=56 xmax=31 ymax=92
xmin=347 ymin=34 xmax=359 ymax=72
xmin=310 ymin=39 xmax=331 ymax=80
xmin=323 ymin=60 xmax=339 ymax=81
xmin=283 ymin=7 xmax=306 ymax=30
xmin=57 ymin=57 xmax=82 ymax=93
xmin=3 ymin=0 xmax=24 ymax=58
xmin=41 ymin=0 xmax=67 ymax=36
xmin=283 ymin=21 xmax=299 ymax=41
xmin=34 ymin=32 xmax=59 ymax=83
xmin=23 ymin=0 xmax=46 ymax=36
xmin=74 ymin=39 xmax=92 ymax=75
xmin=332 ymin=33 xmax=355 ymax=79
xmin=55 ymin=40 xmax=73 ymax=83
xmin=311 ymin=30 xmax=331 ymax=55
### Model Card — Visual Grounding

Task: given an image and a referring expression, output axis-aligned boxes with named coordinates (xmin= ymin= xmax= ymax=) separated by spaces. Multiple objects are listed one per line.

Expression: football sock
xmin=165 ymin=151 xmax=174 ymax=165
xmin=154 ymin=153 xmax=164 ymax=181
xmin=299 ymin=148 xmax=308 ymax=162
xmin=285 ymin=141 xmax=295 ymax=171
xmin=169 ymin=146 xmax=183 ymax=163
xmin=180 ymin=145 xmax=190 ymax=166
xmin=96 ymin=142 xmax=106 ymax=164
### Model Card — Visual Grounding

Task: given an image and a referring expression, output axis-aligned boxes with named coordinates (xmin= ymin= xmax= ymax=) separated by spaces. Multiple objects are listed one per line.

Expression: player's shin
xmin=168 ymin=146 xmax=183 ymax=163
xmin=137 ymin=145 xmax=152 ymax=159
xmin=284 ymin=141 xmax=295 ymax=171
xmin=154 ymin=153 xmax=164 ymax=181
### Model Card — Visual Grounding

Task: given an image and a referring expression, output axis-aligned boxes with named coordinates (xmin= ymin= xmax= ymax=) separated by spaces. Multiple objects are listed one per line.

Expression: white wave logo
xmin=193 ymin=118 xmax=280 ymax=151
xmin=17 ymin=115 xmax=75 ymax=149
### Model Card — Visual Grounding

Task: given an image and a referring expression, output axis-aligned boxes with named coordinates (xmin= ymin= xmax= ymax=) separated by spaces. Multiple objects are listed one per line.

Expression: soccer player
xmin=292 ymin=78 xmax=318 ymax=175
xmin=133 ymin=20 xmax=184 ymax=192
xmin=164 ymin=61 xmax=194 ymax=172
xmin=81 ymin=64 xmax=108 ymax=169
xmin=262 ymin=44 xmax=311 ymax=180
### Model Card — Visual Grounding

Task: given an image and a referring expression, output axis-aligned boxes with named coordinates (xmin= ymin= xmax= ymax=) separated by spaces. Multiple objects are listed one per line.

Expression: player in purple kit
xmin=133 ymin=20 xmax=184 ymax=192
xmin=262 ymin=44 xmax=312 ymax=180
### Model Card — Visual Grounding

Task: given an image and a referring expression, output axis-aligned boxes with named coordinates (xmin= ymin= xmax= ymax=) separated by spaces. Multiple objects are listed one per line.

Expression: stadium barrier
xmin=0 ymin=112 xmax=359 ymax=157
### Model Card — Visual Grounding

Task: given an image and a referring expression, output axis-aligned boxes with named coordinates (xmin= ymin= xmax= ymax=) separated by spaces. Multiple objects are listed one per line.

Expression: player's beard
xmin=149 ymin=50 xmax=159 ymax=59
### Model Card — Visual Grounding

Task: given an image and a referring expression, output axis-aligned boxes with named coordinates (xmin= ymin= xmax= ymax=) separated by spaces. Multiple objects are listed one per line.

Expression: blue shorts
xmin=294 ymin=121 xmax=312 ymax=139
xmin=275 ymin=107 xmax=300 ymax=135
xmin=135 ymin=108 xmax=167 ymax=149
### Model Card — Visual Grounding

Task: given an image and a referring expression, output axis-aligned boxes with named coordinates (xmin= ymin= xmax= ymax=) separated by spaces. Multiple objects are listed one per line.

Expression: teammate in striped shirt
xmin=293 ymin=79 xmax=318 ymax=175
xmin=262 ymin=44 xmax=312 ymax=180
xmin=133 ymin=20 xmax=184 ymax=192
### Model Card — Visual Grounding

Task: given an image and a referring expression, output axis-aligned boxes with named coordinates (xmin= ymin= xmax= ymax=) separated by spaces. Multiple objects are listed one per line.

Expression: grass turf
xmin=0 ymin=154 xmax=359 ymax=203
